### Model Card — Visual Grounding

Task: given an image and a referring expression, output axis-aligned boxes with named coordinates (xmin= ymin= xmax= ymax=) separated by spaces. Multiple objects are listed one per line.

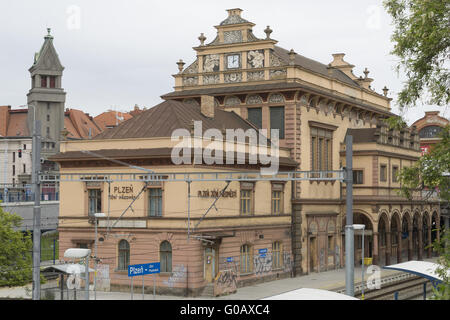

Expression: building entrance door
xmin=310 ymin=237 xmax=318 ymax=272
xmin=204 ymin=247 xmax=216 ymax=283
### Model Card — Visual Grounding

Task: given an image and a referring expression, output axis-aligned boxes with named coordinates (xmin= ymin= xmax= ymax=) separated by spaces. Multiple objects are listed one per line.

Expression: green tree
xmin=429 ymin=228 xmax=450 ymax=300
xmin=397 ymin=125 xmax=450 ymax=202
xmin=0 ymin=207 xmax=33 ymax=287
xmin=383 ymin=0 xmax=450 ymax=109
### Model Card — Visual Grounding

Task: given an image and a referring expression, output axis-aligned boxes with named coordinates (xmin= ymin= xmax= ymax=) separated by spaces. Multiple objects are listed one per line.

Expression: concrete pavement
xmin=0 ymin=257 xmax=437 ymax=300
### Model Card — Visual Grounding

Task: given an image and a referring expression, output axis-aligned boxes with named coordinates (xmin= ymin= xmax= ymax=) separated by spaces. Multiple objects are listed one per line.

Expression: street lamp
xmin=93 ymin=212 xmax=105 ymax=300
xmin=353 ymin=224 xmax=366 ymax=300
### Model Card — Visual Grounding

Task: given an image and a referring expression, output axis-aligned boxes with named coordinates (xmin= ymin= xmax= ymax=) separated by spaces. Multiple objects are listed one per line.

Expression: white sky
xmin=0 ymin=0 xmax=448 ymax=124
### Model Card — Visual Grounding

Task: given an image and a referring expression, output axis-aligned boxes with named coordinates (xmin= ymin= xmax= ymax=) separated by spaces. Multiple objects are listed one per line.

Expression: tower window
xmin=41 ymin=76 xmax=47 ymax=87
xmin=49 ymin=76 xmax=56 ymax=88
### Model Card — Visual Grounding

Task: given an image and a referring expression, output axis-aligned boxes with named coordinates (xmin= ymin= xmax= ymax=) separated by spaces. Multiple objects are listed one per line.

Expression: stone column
xmin=418 ymin=226 xmax=423 ymax=260
xmin=408 ymin=227 xmax=413 ymax=261
xmin=427 ymin=226 xmax=432 ymax=258
xmin=372 ymin=232 xmax=378 ymax=266
xmin=386 ymin=231 xmax=391 ymax=266
xmin=291 ymin=203 xmax=303 ymax=276
xmin=397 ymin=231 xmax=402 ymax=263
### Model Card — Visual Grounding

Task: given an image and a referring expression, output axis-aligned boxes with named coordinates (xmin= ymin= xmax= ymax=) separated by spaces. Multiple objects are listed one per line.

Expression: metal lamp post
xmin=353 ymin=224 xmax=366 ymax=300
xmin=93 ymin=212 xmax=105 ymax=300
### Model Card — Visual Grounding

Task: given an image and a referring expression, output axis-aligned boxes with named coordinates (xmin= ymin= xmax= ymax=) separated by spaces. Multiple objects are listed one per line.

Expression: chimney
xmin=0 ymin=105 xmax=11 ymax=136
xmin=200 ymin=95 xmax=215 ymax=118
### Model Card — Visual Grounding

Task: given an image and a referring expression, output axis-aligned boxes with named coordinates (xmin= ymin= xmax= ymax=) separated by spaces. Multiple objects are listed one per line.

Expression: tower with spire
xmin=27 ymin=28 xmax=66 ymax=161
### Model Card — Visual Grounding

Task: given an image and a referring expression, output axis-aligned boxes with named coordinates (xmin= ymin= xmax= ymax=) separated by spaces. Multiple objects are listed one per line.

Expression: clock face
xmin=227 ymin=54 xmax=240 ymax=69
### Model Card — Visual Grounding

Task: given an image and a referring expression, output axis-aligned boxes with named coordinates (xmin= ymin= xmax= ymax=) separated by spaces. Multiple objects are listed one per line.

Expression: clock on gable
xmin=227 ymin=54 xmax=240 ymax=69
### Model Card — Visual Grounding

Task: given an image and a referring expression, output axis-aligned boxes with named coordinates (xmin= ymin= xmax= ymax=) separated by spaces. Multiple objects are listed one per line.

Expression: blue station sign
xmin=128 ymin=262 xmax=160 ymax=277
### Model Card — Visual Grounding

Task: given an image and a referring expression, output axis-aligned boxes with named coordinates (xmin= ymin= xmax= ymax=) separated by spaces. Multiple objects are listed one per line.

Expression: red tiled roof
xmin=64 ymin=108 xmax=103 ymax=139
xmin=94 ymin=110 xmax=133 ymax=130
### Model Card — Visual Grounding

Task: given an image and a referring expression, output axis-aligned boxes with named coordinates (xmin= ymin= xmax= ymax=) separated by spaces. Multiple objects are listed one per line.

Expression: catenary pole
xmin=345 ymin=134 xmax=355 ymax=297
xmin=32 ymin=120 xmax=42 ymax=300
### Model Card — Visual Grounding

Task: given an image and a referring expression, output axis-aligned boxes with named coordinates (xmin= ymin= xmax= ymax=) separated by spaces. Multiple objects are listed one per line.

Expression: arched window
xmin=118 ymin=240 xmax=130 ymax=271
xmin=240 ymin=244 xmax=252 ymax=274
xmin=160 ymin=241 xmax=172 ymax=273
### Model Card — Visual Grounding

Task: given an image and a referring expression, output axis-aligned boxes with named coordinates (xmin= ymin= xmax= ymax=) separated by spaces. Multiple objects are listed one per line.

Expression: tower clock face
xmin=227 ymin=54 xmax=240 ymax=69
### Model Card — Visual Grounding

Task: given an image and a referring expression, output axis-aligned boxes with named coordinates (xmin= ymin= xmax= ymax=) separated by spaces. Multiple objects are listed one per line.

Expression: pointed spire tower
xmin=27 ymin=28 xmax=66 ymax=159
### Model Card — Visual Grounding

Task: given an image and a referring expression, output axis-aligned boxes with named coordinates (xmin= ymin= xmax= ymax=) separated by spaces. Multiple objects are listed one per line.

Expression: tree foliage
xmin=429 ymin=228 xmax=450 ymax=300
xmin=383 ymin=0 xmax=450 ymax=109
xmin=0 ymin=207 xmax=33 ymax=287
xmin=398 ymin=125 xmax=450 ymax=202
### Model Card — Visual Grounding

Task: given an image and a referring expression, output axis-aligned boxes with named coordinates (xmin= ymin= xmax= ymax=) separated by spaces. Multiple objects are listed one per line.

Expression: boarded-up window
xmin=247 ymin=107 xmax=262 ymax=128
xmin=270 ymin=107 xmax=285 ymax=139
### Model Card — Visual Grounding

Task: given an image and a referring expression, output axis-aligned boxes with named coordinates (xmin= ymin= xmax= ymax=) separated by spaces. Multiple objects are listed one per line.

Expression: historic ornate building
xmin=52 ymin=8 xmax=442 ymax=296
xmin=411 ymin=110 xmax=449 ymax=155
xmin=161 ymin=8 xmax=441 ymax=275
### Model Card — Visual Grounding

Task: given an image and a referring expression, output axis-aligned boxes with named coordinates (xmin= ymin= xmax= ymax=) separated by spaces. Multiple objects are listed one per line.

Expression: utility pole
xmin=345 ymin=135 xmax=355 ymax=297
xmin=32 ymin=120 xmax=42 ymax=300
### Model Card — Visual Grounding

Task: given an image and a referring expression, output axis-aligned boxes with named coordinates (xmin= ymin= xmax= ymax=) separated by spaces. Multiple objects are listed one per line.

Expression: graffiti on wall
xmin=163 ymin=264 xmax=187 ymax=288
xmin=214 ymin=269 xmax=237 ymax=296
xmin=219 ymin=252 xmax=293 ymax=277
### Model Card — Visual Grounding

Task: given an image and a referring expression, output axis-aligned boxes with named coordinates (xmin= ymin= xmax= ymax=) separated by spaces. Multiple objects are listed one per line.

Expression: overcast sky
xmin=1 ymin=0 xmax=448 ymax=124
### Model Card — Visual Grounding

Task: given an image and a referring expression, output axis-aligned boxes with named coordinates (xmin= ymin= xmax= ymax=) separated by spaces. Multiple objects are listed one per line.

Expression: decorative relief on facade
xmin=247 ymin=50 xmax=265 ymax=68
xmin=224 ymin=72 xmax=242 ymax=83
xmin=224 ymin=96 xmax=241 ymax=106
xmin=270 ymin=52 xmax=285 ymax=67
xmin=182 ymin=60 xmax=198 ymax=74
xmin=268 ymin=93 xmax=285 ymax=104
xmin=270 ymin=69 xmax=287 ymax=79
xmin=223 ymin=30 xmax=242 ymax=44
xmin=203 ymin=54 xmax=220 ymax=73
xmin=246 ymin=94 xmax=263 ymax=105
xmin=183 ymin=76 xmax=198 ymax=86
xmin=247 ymin=71 xmax=264 ymax=82
xmin=299 ymin=94 xmax=309 ymax=105
xmin=203 ymin=74 xmax=220 ymax=85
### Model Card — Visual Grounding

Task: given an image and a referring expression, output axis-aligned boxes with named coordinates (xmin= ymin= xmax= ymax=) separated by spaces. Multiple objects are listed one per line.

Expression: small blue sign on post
xmin=226 ymin=257 xmax=233 ymax=263
xmin=259 ymin=248 xmax=268 ymax=258
xmin=128 ymin=262 xmax=160 ymax=277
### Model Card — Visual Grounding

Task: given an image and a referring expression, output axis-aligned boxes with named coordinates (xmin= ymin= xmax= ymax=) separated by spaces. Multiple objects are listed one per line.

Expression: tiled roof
xmin=94 ymin=99 xmax=259 ymax=140
xmin=273 ymin=46 xmax=360 ymax=87
xmin=94 ymin=110 xmax=133 ymax=130
xmin=64 ymin=109 xmax=103 ymax=139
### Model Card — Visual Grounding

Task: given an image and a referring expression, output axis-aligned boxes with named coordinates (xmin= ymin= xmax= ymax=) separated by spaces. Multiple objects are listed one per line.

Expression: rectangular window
xmin=240 ymin=182 xmax=254 ymax=215
xmin=46 ymin=127 xmax=50 ymax=137
xmin=272 ymin=242 xmax=283 ymax=269
xmin=240 ymin=244 xmax=252 ymax=274
xmin=270 ymin=106 xmax=285 ymax=139
xmin=49 ymin=76 xmax=56 ymax=88
xmin=12 ymin=152 xmax=15 ymax=163
xmin=392 ymin=166 xmax=399 ymax=182
xmin=311 ymin=127 xmax=333 ymax=177
xmin=380 ymin=165 xmax=387 ymax=182
xmin=353 ymin=170 xmax=364 ymax=184
xmin=12 ymin=165 xmax=15 ymax=176
xmin=88 ymin=189 xmax=102 ymax=216
xmin=247 ymin=107 xmax=262 ymax=129
xmin=47 ymin=114 xmax=50 ymax=122
xmin=271 ymin=183 xmax=284 ymax=215
xmin=41 ymin=76 xmax=47 ymax=88
xmin=148 ymin=188 xmax=162 ymax=216
xmin=23 ymin=164 xmax=26 ymax=173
